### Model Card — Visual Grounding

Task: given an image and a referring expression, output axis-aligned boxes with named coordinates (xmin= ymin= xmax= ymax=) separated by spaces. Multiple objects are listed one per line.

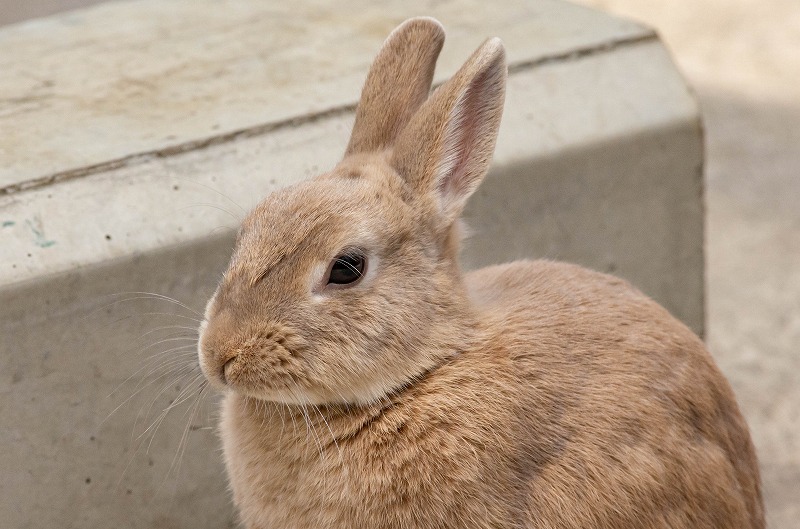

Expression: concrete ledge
xmin=0 ymin=1 xmax=702 ymax=527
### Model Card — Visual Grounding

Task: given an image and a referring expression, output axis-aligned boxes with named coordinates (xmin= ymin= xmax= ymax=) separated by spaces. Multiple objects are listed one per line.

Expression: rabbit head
xmin=198 ymin=17 xmax=506 ymax=406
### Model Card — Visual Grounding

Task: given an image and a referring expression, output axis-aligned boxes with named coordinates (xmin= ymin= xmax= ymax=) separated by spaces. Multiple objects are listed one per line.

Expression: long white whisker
xmin=135 ymin=324 xmax=200 ymax=341
xmin=107 ymin=347 xmax=194 ymax=400
xmin=311 ymin=402 xmax=343 ymax=468
xmin=130 ymin=311 xmax=204 ymax=324
xmin=113 ymin=368 xmax=194 ymax=488
xmin=131 ymin=364 xmax=199 ymax=440
xmin=171 ymin=176 xmax=248 ymax=217
xmin=291 ymin=384 xmax=325 ymax=467
xmin=178 ymin=203 xmax=242 ymax=225
xmin=103 ymin=358 xmax=197 ymax=425
xmin=139 ymin=371 xmax=205 ymax=444
xmin=166 ymin=379 xmax=208 ymax=481
xmin=110 ymin=291 xmax=204 ymax=318
xmin=111 ymin=348 xmax=197 ymax=401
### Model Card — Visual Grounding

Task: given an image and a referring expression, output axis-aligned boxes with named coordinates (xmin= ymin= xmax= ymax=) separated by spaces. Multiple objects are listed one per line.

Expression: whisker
xmin=108 ymin=347 xmax=197 ymax=401
xmin=171 ymin=176 xmax=249 ymax=217
xmin=114 ymin=369 xmax=202 ymax=490
xmin=165 ymin=379 xmax=208 ymax=481
xmin=311 ymin=402 xmax=343 ymax=464
xmin=135 ymin=352 xmax=198 ymax=388
xmin=110 ymin=291 xmax=204 ymax=318
xmin=96 ymin=312 xmax=203 ymax=334
xmin=135 ymin=325 xmax=200 ymax=343
xmin=257 ymin=397 xmax=270 ymax=433
xmin=137 ymin=335 xmax=199 ymax=355
xmin=136 ymin=369 xmax=204 ymax=444
xmin=277 ymin=399 xmax=287 ymax=444
xmin=339 ymin=258 xmax=363 ymax=277
xmin=291 ymin=384 xmax=326 ymax=467
xmin=103 ymin=358 xmax=197 ymax=425
xmin=128 ymin=311 xmax=204 ymax=324
xmin=178 ymin=203 xmax=242 ymax=225
xmin=129 ymin=364 xmax=199 ymax=439
xmin=210 ymin=225 xmax=236 ymax=236
xmin=83 ymin=295 xmax=201 ymax=331
xmin=101 ymin=288 xmax=208 ymax=490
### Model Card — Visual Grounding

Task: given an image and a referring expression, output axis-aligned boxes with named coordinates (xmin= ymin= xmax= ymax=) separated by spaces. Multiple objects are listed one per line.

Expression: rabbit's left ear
xmin=345 ymin=17 xmax=445 ymax=156
xmin=391 ymin=38 xmax=506 ymax=224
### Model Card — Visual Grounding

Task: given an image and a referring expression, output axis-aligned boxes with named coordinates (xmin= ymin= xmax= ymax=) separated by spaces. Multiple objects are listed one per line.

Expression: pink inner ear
xmin=436 ymin=66 xmax=498 ymax=212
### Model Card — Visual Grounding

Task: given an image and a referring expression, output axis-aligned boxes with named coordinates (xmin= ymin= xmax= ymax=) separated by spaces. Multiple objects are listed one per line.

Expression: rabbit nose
xmin=221 ymin=355 xmax=238 ymax=384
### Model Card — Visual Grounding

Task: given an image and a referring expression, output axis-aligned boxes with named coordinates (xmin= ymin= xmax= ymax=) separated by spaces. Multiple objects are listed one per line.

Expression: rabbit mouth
xmin=219 ymin=341 xmax=307 ymax=391
xmin=219 ymin=360 xmax=333 ymax=405
xmin=198 ymin=319 xmax=314 ymax=393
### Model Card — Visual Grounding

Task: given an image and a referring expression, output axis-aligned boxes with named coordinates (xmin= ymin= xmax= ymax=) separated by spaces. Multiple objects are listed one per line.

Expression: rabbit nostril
xmin=221 ymin=355 xmax=237 ymax=384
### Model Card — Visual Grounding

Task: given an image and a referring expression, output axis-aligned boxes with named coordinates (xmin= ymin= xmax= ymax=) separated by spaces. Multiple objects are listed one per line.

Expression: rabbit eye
xmin=327 ymin=252 xmax=366 ymax=286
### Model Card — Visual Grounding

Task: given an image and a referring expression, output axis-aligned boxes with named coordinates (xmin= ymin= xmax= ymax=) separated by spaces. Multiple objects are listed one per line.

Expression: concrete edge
xmin=0 ymin=32 xmax=657 ymax=197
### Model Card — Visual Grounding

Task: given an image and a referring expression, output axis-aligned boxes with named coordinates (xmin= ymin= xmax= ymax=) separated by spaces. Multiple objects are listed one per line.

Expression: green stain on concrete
xmin=25 ymin=218 xmax=57 ymax=248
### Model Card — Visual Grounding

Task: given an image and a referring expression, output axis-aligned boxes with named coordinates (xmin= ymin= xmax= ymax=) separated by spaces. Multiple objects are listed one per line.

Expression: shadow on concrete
xmin=0 ymin=0 xmax=106 ymax=27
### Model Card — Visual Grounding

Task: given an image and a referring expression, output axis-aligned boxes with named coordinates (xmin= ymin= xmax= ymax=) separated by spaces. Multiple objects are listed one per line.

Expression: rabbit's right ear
xmin=390 ymin=37 xmax=506 ymax=225
xmin=345 ymin=17 xmax=445 ymax=155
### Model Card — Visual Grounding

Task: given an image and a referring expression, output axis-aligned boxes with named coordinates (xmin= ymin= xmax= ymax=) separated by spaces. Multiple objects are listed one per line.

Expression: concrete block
xmin=0 ymin=1 xmax=702 ymax=527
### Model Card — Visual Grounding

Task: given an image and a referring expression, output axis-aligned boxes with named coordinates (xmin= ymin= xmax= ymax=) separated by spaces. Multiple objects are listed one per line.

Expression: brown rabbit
xmin=197 ymin=17 xmax=763 ymax=529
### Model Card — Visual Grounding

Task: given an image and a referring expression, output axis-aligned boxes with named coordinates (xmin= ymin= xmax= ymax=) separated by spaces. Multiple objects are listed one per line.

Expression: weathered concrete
xmin=0 ymin=1 xmax=703 ymax=527
xmin=0 ymin=0 xmax=652 ymax=192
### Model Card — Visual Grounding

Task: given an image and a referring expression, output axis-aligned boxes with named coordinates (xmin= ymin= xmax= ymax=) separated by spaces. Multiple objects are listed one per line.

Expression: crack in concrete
xmin=0 ymin=31 xmax=657 ymax=198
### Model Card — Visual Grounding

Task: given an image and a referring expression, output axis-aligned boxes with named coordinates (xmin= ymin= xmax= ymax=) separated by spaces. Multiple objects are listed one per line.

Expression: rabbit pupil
xmin=328 ymin=254 xmax=365 ymax=285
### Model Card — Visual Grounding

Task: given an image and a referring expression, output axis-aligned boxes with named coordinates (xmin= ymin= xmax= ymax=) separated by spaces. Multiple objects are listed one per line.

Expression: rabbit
xmin=197 ymin=16 xmax=764 ymax=529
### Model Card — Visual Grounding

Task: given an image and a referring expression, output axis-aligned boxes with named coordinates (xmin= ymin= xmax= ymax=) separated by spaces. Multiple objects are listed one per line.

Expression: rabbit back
xmin=467 ymin=259 xmax=764 ymax=529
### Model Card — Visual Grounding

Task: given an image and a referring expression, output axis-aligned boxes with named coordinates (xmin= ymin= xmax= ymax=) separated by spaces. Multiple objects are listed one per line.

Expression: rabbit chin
xmin=225 ymin=374 xmax=412 ymax=407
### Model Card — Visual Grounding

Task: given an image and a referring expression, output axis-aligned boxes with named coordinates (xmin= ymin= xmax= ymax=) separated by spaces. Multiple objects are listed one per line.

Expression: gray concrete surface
xmin=573 ymin=0 xmax=800 ymax=526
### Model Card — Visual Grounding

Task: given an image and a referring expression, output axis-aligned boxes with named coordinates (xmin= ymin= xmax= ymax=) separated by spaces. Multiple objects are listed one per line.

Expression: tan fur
xmin=197 ymin=17 xmax=763 ymax=529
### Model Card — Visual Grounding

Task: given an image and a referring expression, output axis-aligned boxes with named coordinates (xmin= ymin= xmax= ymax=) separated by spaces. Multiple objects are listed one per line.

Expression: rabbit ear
xmin=390 ymin=38 xmax=506 ymax=223
xmin=345 ymin=17 xmax=446 ymax=155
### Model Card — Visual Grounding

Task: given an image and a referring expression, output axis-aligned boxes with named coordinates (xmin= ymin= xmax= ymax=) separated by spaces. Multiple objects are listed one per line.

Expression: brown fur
xmin=197 ymin=17 xmax=763 ymax=529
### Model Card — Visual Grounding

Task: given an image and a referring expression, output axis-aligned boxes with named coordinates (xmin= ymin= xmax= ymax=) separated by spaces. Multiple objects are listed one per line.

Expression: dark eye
xmin=327 ymin=252 xmax=366 ymax=286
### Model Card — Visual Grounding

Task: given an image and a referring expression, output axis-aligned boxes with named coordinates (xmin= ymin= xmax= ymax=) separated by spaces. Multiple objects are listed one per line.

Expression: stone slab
xmin=0 ymin=0 xmax=650 ymax=192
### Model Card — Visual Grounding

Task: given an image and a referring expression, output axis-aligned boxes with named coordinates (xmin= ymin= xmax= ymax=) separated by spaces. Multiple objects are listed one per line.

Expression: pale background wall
xmin=2 ymin=0 xmax=797 ymax=526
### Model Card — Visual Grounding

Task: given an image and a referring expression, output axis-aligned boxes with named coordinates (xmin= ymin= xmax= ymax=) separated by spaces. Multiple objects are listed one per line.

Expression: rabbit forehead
xmin=230 ymin=177 xmax=394 ymax=283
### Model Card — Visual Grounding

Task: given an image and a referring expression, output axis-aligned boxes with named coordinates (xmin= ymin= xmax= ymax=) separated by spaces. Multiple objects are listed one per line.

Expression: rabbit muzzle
xmin=198 ymin=317 xmax=309 ymax=394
